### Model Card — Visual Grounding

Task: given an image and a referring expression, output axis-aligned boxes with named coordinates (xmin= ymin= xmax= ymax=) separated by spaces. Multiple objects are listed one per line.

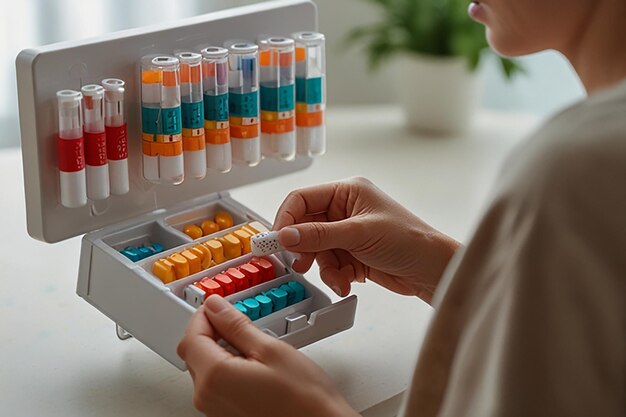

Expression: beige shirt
xmin=402 ymin=80 xmax=626 ymax=417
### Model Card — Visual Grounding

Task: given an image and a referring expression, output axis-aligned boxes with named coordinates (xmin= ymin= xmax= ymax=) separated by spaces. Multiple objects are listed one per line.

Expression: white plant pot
xmin=394 ymin=54 xmax=481 ymax=135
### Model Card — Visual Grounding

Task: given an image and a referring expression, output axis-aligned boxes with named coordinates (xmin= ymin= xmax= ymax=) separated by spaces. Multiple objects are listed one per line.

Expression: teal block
xmin=141 ymin=106 xmax=182 ymax=135
xmin=181 ymin=101 xmax=204 ymax=129
xmin=295 ymin=77 xmax=323 ymax=105
xmin=149 ymin=243 xmax=164 ymax=254
xmin=121 ymin=247 xmax=141 ymax=262
xmin=255 ymin=294 xmax=274 ymax=317
xmin=279 ymin=284 xmax=296 ymax=305
xmin=138 ymin=246 xmax=153 ymax=259
xmin=242 ymin=298 xmax=261 ymax=320
xmin=265 ymin=288 xmax=288 ymax=310
xmin=204 ymin=93 xmax=229 ymax=121
xmin=234 ymin=302 xmax=248 ymax=316
xmin=287 ymin=281 xmax=306 ymax=303
xmin=260 ymin=84 xmax=294 ymax=112
xmin=229 ymin=91 xmax=258 ymax=118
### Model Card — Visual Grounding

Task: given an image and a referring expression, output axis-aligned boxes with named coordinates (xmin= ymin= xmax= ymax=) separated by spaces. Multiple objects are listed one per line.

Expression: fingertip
xmin=278 ymin=226 xmax=301 ymax=247
xmin=204 ymin=294 xmax=230 ymax=314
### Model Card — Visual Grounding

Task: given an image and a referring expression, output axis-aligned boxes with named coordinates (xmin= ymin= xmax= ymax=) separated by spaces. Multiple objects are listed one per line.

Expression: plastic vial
xmin=292 ymin=32 xmax=326 ymax=156
xmin=201 ymin=46 xmax=232 ymax=173
xmin=102 ymin=78 xmax=130 ymax=195
xmin=176 ymin=52 xmax=207 ymax=180
xmin=258 ymin=36 xmax=296 ymax=160
xmin=81 ymin=84 xmax=110 ymax=200
xmin=227 ymin=42 xmax=261 ymax=166
xmin=56 ymin=89 xmax=87 ymax=208
xmin=140 ymin=55 xmax=185 ymax=185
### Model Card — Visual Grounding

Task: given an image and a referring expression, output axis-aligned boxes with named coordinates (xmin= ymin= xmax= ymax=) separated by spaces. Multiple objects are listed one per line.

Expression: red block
xmin=225 ymin=268 xmax=249 ymax=292
xmin=195 ymin=278 xmax=224 ymax=299
xmin=239 ymin=263 xmax=262 ymax=287
xmin=251 ymin=257 xmax=275 ymax=282
xmin=214 ymin=273 xmax=236 ymax=295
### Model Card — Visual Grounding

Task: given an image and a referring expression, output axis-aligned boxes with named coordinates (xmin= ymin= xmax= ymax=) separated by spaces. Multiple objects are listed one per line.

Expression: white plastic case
xmin=16 ymin=0 xmax=357 ymax=370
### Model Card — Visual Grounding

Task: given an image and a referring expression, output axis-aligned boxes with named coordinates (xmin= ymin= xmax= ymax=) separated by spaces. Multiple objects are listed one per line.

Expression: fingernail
xmin=330 ymin=284 xmax=343 ymax=297
xmin=279 ymin=227 xmax=300 ymax=247
xmin=205 ymin=295 xmax=229 ymax=313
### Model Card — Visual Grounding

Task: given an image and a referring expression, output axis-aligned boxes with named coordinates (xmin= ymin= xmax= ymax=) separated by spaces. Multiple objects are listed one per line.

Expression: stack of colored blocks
xmin=120 ymin=243 xmax=164 ymax=262
xmin=152 ymin=221 xmax=268 ymax=284
xmin=185 ymin=256 xmax=276 ymax=304
xmin=233 ymin=281 xmax=306 ymax=321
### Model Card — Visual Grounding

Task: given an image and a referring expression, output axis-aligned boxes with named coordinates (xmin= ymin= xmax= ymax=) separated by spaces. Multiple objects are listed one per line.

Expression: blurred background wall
xmin=1 ymin=0 xmax=585 ymax=148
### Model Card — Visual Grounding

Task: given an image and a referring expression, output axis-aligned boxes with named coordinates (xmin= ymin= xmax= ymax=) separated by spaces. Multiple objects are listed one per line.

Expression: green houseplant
xmin=346 ymin=0 xmax=522 ymax=134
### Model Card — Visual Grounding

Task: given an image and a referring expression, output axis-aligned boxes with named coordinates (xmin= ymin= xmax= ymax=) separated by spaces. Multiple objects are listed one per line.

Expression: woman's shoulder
xmin=496 ymin=79 xmax=626 ymax=204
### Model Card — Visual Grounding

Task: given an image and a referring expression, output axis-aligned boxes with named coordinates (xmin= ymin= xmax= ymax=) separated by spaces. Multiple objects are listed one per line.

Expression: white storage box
xmin=16 ymin=0 xmax=356 ymax=370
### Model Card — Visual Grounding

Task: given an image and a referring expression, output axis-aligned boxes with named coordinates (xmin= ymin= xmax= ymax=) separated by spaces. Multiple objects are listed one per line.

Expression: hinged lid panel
xmin=17 ymin=0 xmax=317 ymax=243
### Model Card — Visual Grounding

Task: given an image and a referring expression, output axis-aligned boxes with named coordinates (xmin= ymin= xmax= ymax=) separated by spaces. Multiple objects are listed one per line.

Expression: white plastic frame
xmin=17 ymin=0 xmax=317 ymax=243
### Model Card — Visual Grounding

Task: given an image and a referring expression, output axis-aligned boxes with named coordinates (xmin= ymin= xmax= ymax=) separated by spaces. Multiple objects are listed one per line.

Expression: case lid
xmin=16 ymin=0 xmax=317 ymax=243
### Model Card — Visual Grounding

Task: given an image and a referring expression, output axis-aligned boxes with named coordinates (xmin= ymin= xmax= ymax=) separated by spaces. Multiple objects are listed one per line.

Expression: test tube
xmin=201 ymin=47 xmax=231 ymax=173
xmin=227 ymin=42 xmax=261 ymax=166
xmin=56 ymin=90 xmax=87 ymax=208
xmin=102 ymin=78 xmax=129 ymax=195
xmin=292 ymin=32 xmax=326 ymax=156
xmin=140 ymin=55 xmax=184 ymax=185
xmin=258 ymin=36 xmax=296 ymax=160
xmin=81 ymin=84 xmax=110 ymax=200
xmin=176 ymin=52 xmax=207 ymax=180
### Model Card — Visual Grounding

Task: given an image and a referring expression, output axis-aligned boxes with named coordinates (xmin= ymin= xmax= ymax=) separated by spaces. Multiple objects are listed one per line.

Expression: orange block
xmin=181 ymin=249 xmax=201 ymax=275
xmin=183 ymin=224 xmax=203 ymax=240
xmin=153 ymin=258 xmax=176 ymax=284
xmin=180 ymin=63 xmax=201 ymax=83
xmin=162 ymin=70 xmax=178 ymax=87
xmin=233 ymin=229 xmax=252 ymax=253
xmin=203 ymin=61 xmax=216 ymax=76
xmin=201 ymin=220 xmax=220 ymax=236
xmin=168 ymin=253 xmax=190 ymax=279
xmin=205 ymin=127 xmax=230 ymax=145
xmin=230 ymin=123 xmax=259 ymax=139
xmin=142 ymin=70 xmax=161 ymax=84
xmin=191 ymin=244 xmax=213 ymax=269
xmin=295 ymin=47 xmax=306 ymax=62
xmin=142 ymin=140 xmax=183 ymax=157
xmin=296 ymin=111 xmax=324 ymax=128
xmin=214 ymin=211 xmax=234 ymax=230
xmin=204 ymin=239 xmax=225 ymax=264
xmin=219 ymin=233 xmax=242 ymax=260
xmin=261 ymin=117 xmax=295 ymax=134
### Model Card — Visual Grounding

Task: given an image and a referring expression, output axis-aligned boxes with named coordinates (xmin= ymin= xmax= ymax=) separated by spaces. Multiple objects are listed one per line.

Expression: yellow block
xmin=219 ymin=234 xmax=242 ymax=260
xmin=191 ymin=244 xmax=213 ymax=269
xmin=181 ymin=249 xmax=201 ymax=275
xmin=168 ymin=253 xmax=190 ymax=279
xmin=233 ymin=229 xmax=252 ymax=254
xmin=245 ymin=221 xmax=269 ymax=235
xmin=153 ymin=259 xmax=175 ymax=284
xmin=204 ymin=239 xmax=225 ymax=264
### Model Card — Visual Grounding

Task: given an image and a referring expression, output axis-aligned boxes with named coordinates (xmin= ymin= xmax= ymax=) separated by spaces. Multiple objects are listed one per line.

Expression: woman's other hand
xmin=178 ymin=295 xmax=359 ymax=417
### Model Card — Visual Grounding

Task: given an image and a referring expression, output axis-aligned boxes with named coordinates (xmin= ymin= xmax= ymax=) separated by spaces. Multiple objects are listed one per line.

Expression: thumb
xmin=204 ymin=295 xmax=277 ymax=357
xmin=278 ymin=219 xmax=360 ymax=252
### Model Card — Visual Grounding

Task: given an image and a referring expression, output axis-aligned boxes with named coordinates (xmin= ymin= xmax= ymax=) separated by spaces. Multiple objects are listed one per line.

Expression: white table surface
xmin=0 ymin=106 xmax=538 ymax=416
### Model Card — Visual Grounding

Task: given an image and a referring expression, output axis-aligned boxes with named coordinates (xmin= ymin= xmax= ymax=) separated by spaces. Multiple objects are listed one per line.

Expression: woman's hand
xmin=178 ymin=295 xmax=359 ymax=417
xmin=274 ymin=177 xmax=460 ymax=303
